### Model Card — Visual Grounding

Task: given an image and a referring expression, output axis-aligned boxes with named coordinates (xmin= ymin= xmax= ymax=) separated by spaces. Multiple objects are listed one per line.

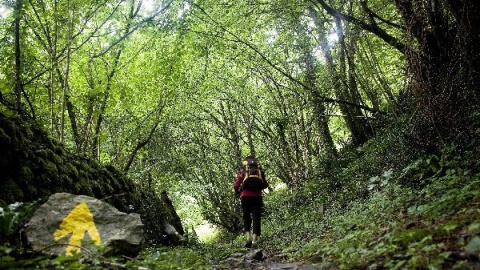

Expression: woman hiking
xmin=234 ymin=156 xmax=269 ymax=248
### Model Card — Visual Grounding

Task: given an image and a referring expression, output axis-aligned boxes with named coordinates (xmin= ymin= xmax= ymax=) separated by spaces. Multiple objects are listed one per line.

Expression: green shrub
xmin=0 ymin=201 xmax=39 ymax=246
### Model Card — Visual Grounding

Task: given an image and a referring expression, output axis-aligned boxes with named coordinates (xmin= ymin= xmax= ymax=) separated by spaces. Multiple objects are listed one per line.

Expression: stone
xmin=246 ymin=249 xmax=267 ymax=261
xmin=26 ymin=193 xmax=144 ymax=256
xmin=160 ymin=191 xmax=184 ymax=234
xmin=162 ymin=221 xmax=181 ymax=245
xmin=229 ymin=252 xmax=245 ymax=258
xmin=225 ymin=257 xmax=244 ymax=268
xmin=269 ymin=263 xmax=300 ymax=270
xmin=269 ymin=263 xmax=322 ymax=270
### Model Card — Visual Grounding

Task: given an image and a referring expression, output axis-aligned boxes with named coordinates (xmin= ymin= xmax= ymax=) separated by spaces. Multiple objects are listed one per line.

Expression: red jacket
xmin=233 ymin=170 xmax=269 ymax=197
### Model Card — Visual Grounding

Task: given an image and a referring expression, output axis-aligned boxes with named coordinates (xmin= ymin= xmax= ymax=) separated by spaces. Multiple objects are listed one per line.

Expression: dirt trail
xmin=213 ymin=249 xmax=324 ymax=270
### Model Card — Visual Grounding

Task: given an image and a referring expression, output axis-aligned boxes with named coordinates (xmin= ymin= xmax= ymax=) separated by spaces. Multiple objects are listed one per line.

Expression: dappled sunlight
xmin=195 ymin=222 xmax=220 ymax=243
xmin=140 ymin=0 xmax=189 ymax=18
xmin=327 ymin=30 xmax=339 ymax=44
xmin=0 ymin=4 xmax=10 ymax=18
xmin=142 ymin=0 xmax=155 ymax=13
xmin=177 ymin=2 xmax=190 ymax=18
xmin=266 ymin=28 xmax=277 ymax=45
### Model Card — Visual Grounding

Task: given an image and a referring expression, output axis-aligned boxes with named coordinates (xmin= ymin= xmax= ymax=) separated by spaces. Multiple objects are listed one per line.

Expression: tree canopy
xmin=1 ymin=0 xmax=479 ymax=233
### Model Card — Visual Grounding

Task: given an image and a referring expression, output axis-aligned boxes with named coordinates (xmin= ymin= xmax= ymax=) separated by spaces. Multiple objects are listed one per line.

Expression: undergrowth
xmin=259 ymin=147 xmax=480 ymax=269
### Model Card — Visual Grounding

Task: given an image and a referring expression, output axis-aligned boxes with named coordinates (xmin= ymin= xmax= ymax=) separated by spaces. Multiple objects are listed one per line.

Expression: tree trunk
xmin=14 ymin=0 xmax=24 ymax=110
xmin=244 ymin=114 xmax=256 ymax=159
xmin=304 ymin=50 xmax=338 ymax=165
xmin=123 ymin=120 xmax=160 ymax=172
xmin=91 ymin=2 xmax=140 ymax=158
xmin=91 ymin=48 xmax=122 ymax=159
xmin=394 ymin=0 xmax=480 ymax=151
xmin=336 ymin=17 xmax=373 ymax=145
xmin=317 ymin=16 xmax=372 ymax=146
xmin=59 ymin=0 xmax=74 ymax=143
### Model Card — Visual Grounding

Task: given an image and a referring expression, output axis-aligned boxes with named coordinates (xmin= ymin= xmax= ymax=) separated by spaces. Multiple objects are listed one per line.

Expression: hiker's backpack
xmin=241 ymin=158 xmax=265 ymax=192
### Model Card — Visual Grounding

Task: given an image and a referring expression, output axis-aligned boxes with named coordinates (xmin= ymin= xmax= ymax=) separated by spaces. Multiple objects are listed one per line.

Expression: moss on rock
xmin=1 ymin=178 xmax=23 ymax=203
xmin=43 ymin=161 xmax=58 ymax=176
xmin=51 ymin=152 xmax=63 ymax=166
xmin=26 ymin=185 xmax=38 ymax=198
xmin=65 ymin=163 xmax=79 ymax=178
xmin=73 ymin=182 xmax=82 ymax=194
xmin=19 ymin=166 xmax=33 ymax=182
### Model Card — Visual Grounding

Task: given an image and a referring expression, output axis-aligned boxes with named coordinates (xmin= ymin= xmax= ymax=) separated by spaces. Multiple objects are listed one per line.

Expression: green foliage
xmin=1 ymin=0 xmax=479 ymax=268
xmin=257 ymin=150 xmax=480 ymax=269
xmin=2 ymin=0 xmax=407 ymax=235
xmin=0 ymin=201 xmax=39 ymax=246
xmin=306 ymin=117 xmax=416 ymax=209
xmin=465 ymin=236 xmax=480 ymax=253
xmin=0 ymin=247 xmax=84 ymax=270
xmin=129 ymin=247 xmax=212 ymax=270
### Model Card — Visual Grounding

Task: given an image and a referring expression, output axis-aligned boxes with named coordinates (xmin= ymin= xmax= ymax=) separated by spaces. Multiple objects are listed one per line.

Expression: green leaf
xmin=468 ymin=223 xmax=480 ymax=232
xmin=439 ymin=252 xmax=451 ymax=259
xmin=0 ymin=255 xmax=15 ymax=262
xmin=392 ymin=260 xmax=406 ymax=270
xmin=465 ymin=236 xmax=480 ymax=253
xmin=443 ymin=224 xmax=458 ymax=232
xmin=345 ymin=247 xmax=356 ymax=254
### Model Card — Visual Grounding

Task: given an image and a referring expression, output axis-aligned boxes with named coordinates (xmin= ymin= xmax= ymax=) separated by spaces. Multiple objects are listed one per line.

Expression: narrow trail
xmin=213 ymin=248 xmax=324 ymax=270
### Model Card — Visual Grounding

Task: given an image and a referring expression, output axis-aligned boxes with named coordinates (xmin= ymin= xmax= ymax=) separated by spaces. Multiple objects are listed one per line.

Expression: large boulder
xmin=26 ymin=193 xmax=144 ymax=256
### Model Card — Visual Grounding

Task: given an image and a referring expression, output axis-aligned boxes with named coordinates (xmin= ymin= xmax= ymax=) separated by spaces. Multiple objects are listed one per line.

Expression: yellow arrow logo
xmin=53 ymin=202 xmax=102 ymax=256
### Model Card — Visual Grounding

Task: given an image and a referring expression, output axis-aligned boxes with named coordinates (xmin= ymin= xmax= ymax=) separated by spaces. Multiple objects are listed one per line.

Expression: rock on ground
xmin=215 ymin=249 xmax=323 ymax=270
xmin=26 ymin=193 xmax=144 ymax=256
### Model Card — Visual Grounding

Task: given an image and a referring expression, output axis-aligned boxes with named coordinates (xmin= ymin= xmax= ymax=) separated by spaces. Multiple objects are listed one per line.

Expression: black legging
xmin=241 ymin=196 xmax=263 ymax=236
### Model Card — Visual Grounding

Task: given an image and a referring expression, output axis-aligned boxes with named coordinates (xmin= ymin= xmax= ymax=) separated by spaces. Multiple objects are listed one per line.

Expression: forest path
xmin=213 ymin=248 xmax=324 ymax=270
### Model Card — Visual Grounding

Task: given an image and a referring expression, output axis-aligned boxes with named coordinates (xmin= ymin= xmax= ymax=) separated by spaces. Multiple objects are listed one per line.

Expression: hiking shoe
xmin=244 ymin=239 xmax=252 ymax=248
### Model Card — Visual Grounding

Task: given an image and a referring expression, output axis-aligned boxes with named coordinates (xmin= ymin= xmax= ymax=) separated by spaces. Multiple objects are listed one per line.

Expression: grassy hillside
xmin=254 ymin=130 xmax=480 ymax=269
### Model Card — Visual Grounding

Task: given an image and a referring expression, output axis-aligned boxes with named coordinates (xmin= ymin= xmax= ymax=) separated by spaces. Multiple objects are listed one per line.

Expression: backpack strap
xmin=243 ymin=167 xmax=263 ymax=182
xmin=241 ymin=158 xmax=264 ymax=189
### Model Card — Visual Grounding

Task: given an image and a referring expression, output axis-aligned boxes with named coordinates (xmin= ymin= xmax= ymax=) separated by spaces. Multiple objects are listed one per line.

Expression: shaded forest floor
xmin=257 ymin=169 xmax=480 ymax=269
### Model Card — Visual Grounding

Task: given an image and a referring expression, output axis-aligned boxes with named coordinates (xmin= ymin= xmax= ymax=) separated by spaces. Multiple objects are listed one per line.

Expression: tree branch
xmin=312 ymin=0 xmax=406 ymax=54
xmin=123 ymin=120 xmax=160 ymax=172
xmin=192 ymin=3 xmax=381 ymax=114
xmin=360 ymin=0 xmax=406 ymax=30
xmin=91 ymin=0 xmax=174 ymax=59
xmin=22 ymin=0 xmax=124 ymax=87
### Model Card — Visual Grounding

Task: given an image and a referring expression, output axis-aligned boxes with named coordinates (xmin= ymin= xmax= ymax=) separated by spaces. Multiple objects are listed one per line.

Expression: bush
xmin=0 ymin=201 xmax=40 ymax=246
xmin=259 ymin=147 xmax=480 ymax=269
